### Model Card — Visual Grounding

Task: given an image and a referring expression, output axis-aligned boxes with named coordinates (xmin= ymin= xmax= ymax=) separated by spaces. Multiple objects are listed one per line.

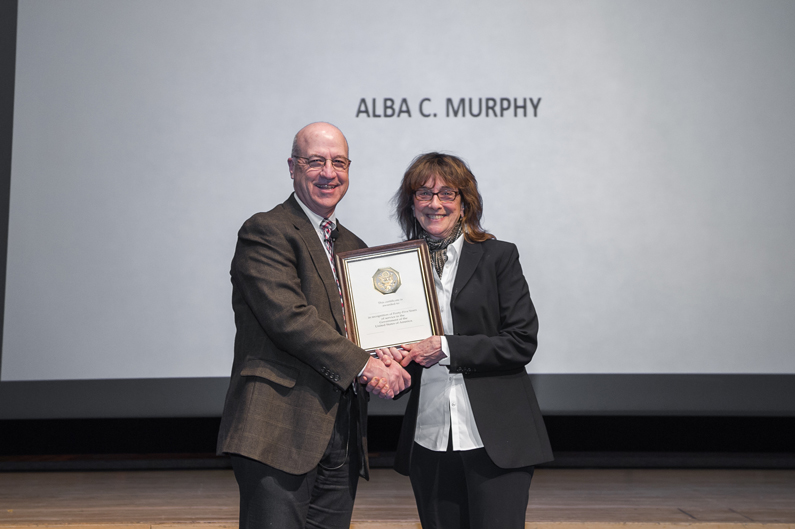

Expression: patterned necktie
xmin=320 ymin=218 xmax=346 ymax=334
xmin=321 ymin=218 xmax=357 ymax=394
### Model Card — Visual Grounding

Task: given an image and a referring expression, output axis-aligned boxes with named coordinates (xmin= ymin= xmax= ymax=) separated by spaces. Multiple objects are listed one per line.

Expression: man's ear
xmin=287 ymin=158 xmax=295 ymax=179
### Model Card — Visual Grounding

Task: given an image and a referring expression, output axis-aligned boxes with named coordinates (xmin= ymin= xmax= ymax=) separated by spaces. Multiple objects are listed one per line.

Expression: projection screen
xmin=2 ymin=0 xmax=794 ymax=418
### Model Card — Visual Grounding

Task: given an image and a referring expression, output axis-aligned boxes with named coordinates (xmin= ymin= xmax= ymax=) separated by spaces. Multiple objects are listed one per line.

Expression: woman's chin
xmin=426 ymin=228 xmax=451 ymax=240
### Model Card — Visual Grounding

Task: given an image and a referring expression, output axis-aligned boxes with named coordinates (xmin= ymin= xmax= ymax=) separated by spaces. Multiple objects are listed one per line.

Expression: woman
xmin=381 ymin=153 xmax=553 ymax=529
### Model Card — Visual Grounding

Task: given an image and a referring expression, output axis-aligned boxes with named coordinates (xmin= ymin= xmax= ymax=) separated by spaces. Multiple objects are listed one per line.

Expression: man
xmin=217 ymin=122 xmax=410 ymax=529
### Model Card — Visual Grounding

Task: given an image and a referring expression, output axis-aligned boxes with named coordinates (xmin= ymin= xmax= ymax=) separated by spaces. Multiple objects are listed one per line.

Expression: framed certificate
xmin=336 ymin=240 xmax=443 ymax=352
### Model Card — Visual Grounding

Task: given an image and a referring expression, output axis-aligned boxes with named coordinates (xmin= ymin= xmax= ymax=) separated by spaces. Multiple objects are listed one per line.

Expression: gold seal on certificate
xmin=373 ymin=268 xmax=401 ymax=294
xmin=336 ymin=241 xmax=442 ymax=352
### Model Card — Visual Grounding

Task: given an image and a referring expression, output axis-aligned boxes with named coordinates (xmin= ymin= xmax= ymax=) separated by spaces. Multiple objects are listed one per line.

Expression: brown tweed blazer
xmin=217 ymin=194 xmax=371 ymax=476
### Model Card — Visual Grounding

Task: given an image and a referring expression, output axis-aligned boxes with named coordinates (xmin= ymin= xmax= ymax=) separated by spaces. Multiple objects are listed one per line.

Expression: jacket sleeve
xmin=231 ymin=213 xmax=370 ymax=389
xmin=445 ymin=243 xmax=538 ymax=374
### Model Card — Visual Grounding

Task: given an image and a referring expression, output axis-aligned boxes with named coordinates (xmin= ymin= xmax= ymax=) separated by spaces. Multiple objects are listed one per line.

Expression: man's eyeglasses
xmin=414 ymin=189 xmax=460 ymax=202
xmin=293 ymin=156 xmax=351 ymax=171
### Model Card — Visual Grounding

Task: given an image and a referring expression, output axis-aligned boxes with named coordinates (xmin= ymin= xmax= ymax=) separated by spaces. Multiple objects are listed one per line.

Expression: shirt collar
xmin=447 ymin=232 xmax=465 ymax=259
xmin=294 ymin=193 xmax=337 ymax=229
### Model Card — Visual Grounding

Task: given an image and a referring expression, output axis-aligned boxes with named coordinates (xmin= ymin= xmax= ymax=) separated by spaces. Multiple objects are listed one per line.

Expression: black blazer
xmin=394 ymin=238 xmax=554 ymax=474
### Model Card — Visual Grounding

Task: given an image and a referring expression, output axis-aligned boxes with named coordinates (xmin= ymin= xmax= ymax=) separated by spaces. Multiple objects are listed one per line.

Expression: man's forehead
xmin=302 ymin=142 xmax=347 ymax=154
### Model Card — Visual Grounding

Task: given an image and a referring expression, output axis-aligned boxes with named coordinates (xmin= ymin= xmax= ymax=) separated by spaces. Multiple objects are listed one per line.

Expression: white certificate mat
xmin=337 ymin=242 xmax=442 ymax=351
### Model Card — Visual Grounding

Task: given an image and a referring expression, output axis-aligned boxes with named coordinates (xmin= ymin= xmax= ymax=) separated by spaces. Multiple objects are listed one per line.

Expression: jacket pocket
xmin=240 ymin=357 xmax=299 ymax=388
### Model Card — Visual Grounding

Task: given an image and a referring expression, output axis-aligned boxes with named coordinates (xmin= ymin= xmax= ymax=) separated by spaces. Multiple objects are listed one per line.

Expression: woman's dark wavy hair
xmin=393 ymin=152 xmax=494 ymax=243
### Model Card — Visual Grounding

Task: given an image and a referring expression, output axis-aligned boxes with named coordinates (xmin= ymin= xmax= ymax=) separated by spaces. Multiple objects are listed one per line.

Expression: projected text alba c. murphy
xmin=355 ymin=97 xmax=541 ymax=118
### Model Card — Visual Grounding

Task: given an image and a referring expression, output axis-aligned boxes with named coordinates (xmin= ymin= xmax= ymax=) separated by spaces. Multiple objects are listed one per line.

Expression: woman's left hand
xmin=401 ymin=336 xmax=445 ymax=368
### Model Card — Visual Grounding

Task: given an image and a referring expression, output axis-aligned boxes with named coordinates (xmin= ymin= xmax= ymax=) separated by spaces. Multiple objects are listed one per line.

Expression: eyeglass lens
xmin=415 ymin=190 xmax=458 ymax=202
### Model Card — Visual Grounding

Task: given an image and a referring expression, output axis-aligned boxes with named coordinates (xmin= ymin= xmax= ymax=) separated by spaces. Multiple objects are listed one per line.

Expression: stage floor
xmin=1 ymin=468 xmax=794 ymax=529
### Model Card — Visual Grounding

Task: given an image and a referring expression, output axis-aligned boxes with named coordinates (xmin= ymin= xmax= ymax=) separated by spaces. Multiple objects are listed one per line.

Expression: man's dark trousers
xmin=231 ymin=388 xmax=359 ymax=529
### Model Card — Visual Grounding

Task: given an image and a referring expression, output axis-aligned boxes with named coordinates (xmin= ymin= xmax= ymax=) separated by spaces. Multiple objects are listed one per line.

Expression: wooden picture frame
xmin=336 ymin=240 xmax=443 ymax=352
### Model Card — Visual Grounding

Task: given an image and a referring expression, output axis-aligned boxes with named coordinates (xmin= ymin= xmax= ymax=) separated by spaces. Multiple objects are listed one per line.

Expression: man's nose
xmin=320 ymin=160 xmax=336 ymax=178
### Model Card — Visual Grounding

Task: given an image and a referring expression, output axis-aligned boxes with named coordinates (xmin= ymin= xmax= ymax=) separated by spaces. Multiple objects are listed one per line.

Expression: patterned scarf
xmin=421 ymin=220 xmax=463 ymax=279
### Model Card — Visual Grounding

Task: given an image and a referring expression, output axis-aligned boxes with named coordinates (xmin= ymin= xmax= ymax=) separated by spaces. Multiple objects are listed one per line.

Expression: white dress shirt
xmin=414 ymin=234 xmax=484 ymax=452
xmin=294 ymin=194 xmax=337 ymax=264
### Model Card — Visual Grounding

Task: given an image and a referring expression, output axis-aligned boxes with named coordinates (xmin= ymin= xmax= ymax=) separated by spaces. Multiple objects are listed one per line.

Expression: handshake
xmin=357 ymin=336 xmax=445 ymax=399
xmin=358 ymin=336 xmax=446 ymax=399
xmin=357 ymin=347 xmax=412 ymax=399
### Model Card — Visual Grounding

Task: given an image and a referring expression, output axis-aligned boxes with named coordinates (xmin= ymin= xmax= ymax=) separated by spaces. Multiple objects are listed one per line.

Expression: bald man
xmin=217 ymin=123 xmax=410 ymax=529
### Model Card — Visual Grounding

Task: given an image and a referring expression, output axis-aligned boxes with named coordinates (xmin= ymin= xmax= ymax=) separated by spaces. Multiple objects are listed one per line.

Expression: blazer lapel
xmin=451 ymin=240 xmax=483 ymax=305
xmin=284 ymin=196 xmax=347 ymax=333
xmin=333 ymin=221 xmax=359 ymax=253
